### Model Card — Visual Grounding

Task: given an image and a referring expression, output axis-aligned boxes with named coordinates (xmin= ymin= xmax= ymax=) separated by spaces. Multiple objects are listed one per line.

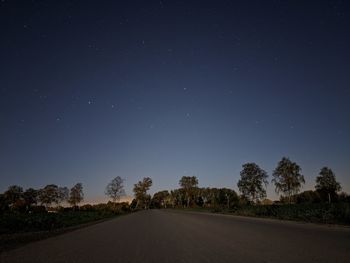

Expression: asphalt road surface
xmin=1 ymin=210 xmax=350 ymax=263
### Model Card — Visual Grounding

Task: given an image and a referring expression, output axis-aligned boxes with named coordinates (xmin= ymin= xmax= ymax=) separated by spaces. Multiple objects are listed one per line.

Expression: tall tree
xmin=272 ymin=157 xmax=305 ymax=203
xmin=105 ymin=176 xmax=125 ymax=202
xmin=218 ymin=188 xmax=239 ymax=208
xmin=207 ymin=187 xmax=220 ymax=207
xmin=169 ymin=189 xmax=186 ymax=207
xmin=237 ymin=163 xmax=268 ymax=203
xmin=179 ymin=176 xmax=198 ymax=207
xmin=133 ymin=177 xmax=152 ymax=209
xmin=23 ymin=188 xmax=38 ymax=210
xmin=68 ymin=183 xmax=84 ymax=207
xmin=57 ymin=187 xmax=69 ymax=205
xmin=315 ymin=167 xmax=341 ymax=203
xmin=151 ymin=190 xmax=170 ymax=208
xmin=38 ymin=184 xmax=59 ymax=207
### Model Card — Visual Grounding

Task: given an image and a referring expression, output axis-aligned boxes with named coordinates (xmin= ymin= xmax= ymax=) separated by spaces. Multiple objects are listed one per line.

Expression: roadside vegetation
xmin=1 ymin=156 xmax=349 ymax=241
xmin=0 ymin=179 xmax=131 ymax=251
xmin=142 ymin=157 xmax=350 ymax=225
xmin=0 ymin=180 xmax=131 ymax=235
xmin=0 ymin=203 xmax=130 ymax=234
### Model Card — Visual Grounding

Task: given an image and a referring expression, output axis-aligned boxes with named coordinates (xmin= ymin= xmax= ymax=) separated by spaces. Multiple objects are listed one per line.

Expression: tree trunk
xmin=328 ymin=193 xmax=331 ymax=204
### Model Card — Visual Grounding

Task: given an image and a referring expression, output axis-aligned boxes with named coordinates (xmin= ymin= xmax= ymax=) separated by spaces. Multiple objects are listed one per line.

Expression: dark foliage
xmin=0 ymin=202 xmax=131 ymax=234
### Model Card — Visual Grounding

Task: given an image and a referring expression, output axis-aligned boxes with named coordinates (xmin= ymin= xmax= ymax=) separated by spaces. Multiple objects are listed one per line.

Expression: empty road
xmin=1 ymin=210 xmax=350 ymax=263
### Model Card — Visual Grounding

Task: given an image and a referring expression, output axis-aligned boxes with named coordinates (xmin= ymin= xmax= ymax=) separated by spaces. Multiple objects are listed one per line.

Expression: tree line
xmin=0 ymin=183 xmax=83 ymax=212
xmin=237 ymin=157 xmax=342 ymax=204
xmin=1 ymin=156 xmax=347 ymax=213
xmin=127 ymin=157 xmax=346 ymax=209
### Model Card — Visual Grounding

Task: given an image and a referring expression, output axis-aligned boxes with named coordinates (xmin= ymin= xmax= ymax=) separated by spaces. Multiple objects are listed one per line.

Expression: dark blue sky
xmin=1 ymin=0 xmax=349 ymax=202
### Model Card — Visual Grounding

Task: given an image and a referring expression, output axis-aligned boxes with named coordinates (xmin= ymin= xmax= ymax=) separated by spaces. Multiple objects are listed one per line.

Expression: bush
xmin=0 ymin=202 xmax=132 ymax=234
xmin=228 ymin=203 xmax=350 ymax=225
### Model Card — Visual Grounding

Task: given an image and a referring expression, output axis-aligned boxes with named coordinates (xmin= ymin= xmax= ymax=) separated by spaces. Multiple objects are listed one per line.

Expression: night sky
xmin=1 ymin=0 xmax=349 ymax=202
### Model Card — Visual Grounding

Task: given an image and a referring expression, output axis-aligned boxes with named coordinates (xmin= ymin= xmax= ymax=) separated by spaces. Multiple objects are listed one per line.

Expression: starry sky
xmin=1 ymin=0 xmax=349 ymax=202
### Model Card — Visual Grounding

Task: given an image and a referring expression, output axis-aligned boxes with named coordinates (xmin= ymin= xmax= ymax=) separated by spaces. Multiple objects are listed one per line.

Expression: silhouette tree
xmin=105 ymin=176 xmax=125 ymax=202
xmin=68 ymin=183 xmax=84 ymax=207
xmin=218 ymin=188 xmax=239 ymax=208
xmin=169 ymin=189 xmax=186 ymax=207
xmin=133 ymin=177 xmax=152 ymax=209
xmin=23 ymin=188 xmax=38 ymax=210
xmin=0 ymin=193 xmax=8 ymax=212
xmin=315 ymin=167 xmax=341 ymax=203
xmin=38 ymin=184 xmax=59 ymax=207
xmin=206 ymin=187 xmax=220 ymax=207
xmin=151 ymin=190 xmax=170 ymax=208
xmin=272 ymin=157 xmax=305 ymax=203
xmin=4 ymin=185 xmax=24 ymax=209
xmin=237 ymin=163 xmax=268 ymax=203
xmin=57 ymin=187 xmax=69 ymax=205
xmin=179 ymin=176 xmax=198 ymax=207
